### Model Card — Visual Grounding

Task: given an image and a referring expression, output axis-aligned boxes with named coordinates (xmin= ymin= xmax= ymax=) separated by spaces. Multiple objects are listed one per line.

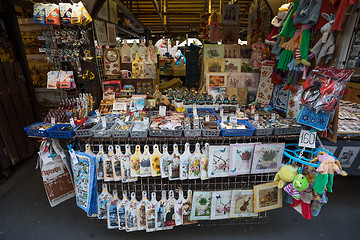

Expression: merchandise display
xmin=13 ymin=0 xmax=359 ymax=234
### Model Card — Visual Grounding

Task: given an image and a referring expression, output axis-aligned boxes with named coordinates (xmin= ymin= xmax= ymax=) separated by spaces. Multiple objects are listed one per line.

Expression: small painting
xmin=229 ymin=143 xmax=256 ymax=175
xmin=204 ymin=58 xmax=225 ymax=73
xmin=251 ymin=143 xmax=285 ymax=174
xmin=206 ymin=73 xmax=227 ymax=89
xmin=225 ymin=58 xmax=242 ymax=73
xmin=254 ymin=181 xmax=283 ymax=213
xmin=230 ymin=190 xmax=258 ymax=218
xmin=227 ymin=72 xmax=246 ymax=88
xmin=210 ymin=190 xmax=232 ymax=220
xmin=190 ymin=191 xmax=212 ymax=221
xmin=224 ymin=44 xmax=241 ymax=58
xmin=245 ymin=73 xmax=260 ymax=92
xmin=208 ymin=145 xmax=230 ymax=178
xmin=337 ymin=146 xmax=359 ymax=168
xmin=204 ymin=44 xmax=224 ymax=58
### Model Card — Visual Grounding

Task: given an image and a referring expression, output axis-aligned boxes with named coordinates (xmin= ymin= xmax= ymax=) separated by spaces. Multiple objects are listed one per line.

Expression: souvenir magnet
xmin=140 ymin=145 xmax=151 ymax=177
xmin=174 ymin=189 xmax=184 ymax=226
xmin=125 ymin=192 xmax=139 ymax=232
xmin=122 ymin=145 xmax=137 ymax=182
xmin=130 ymin=145 xmax=141 ymax=177
xmin=112 ymin=145 xmax=122 ymax=181
xmin=117 ymin=191 xmax=129 ymax=230
xmin=98 ymin=183 xmax=112 ymax=219
xmin=150 ymin=144 xmax=162 ymax=177
xmin=188 ymin=143 xmax=202 ymax=179
xmin=103 ymin=146 xmax=114 ymax=182
xmin=180 ymin=143 xmax=191 ymax=180
xmin=169 ymin=144 xmax=180 ymax=180
xmin=164 ymin=190 xmax=176 ymax=228
xmin=160 ymin=144 xmax=170 ymax=178
xmin=107 ymin=190 xmax=119 ymax=229
xmin=145 ymin=192 xmax=157 ymax=232
xmin=137 ymin=191 xmax=149 ymax=230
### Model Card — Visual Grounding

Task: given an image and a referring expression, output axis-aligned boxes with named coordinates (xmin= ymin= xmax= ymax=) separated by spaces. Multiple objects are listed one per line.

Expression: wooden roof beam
xmin=151 ymin=0 xmax=168 ymax=32
xmin=113 ymin=0 xmax=149 ymax=31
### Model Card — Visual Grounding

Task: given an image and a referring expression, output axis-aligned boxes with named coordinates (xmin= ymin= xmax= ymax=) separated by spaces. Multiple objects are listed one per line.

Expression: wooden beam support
xmin=91 ymin=0 xmax=107 ymax=17
xmin=116 ymin=25 xmax=141 ymax=38
xmin=113 ymin=0 xmax=149 ymax=31
xmin=151 ymin=0 xmax=168 ymax=32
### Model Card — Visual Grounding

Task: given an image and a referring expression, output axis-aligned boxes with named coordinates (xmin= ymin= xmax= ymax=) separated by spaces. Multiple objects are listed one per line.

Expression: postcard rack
xmin=74 ymin=136 xmax=288 ymax=226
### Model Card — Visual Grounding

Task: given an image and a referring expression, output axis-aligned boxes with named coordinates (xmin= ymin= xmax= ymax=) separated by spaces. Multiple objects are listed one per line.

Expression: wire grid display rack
xmin=75 ymin=136 xmax=291 ymax=226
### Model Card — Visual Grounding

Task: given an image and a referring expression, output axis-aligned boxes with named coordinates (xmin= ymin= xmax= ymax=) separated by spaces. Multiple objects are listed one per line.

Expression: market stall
xmin=15 ymin=0 xmax=360 ymax=233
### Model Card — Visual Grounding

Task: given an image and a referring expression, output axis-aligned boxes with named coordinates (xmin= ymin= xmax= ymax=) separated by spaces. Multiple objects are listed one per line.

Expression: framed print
xmin=229 ymin=143 xmax=256 ymax=175
xmin=337 ymin=146 xmax=360 ymax=168
xmin=190 ymin=191 xmax=212 ymax=221
xmin=225 ymin=58 xmax=242 ymax=73
xmin=204 ymin=58 xmax=225 ymax=73
xmin=204 ymin=44 xmax=224 ymax=58
xmin=224 ymin=44 xmax=241 ymax=58
xmin=227 ymin=72 xmax=246 ymax=88
xmin=206 ymin=73 xmax=227 ymax=89
xmin=222 ymin=25 xmax=240 ymax=44
xmin=230 ymin=190 xmax=258 ymax=218
xmin=254 ymin=181 xmax=282 ymax=213
xmin=208 ymin=145 xmax=230 ymax=178
xmin=251 ymin=143 xmax=285 ymax=174
xmin=221 ymin=4 xmax=240 ymax=25
xmin=245 ymin=73 xmax=260 ymax=92
xmin=106 ymin=23 xmax=116 ymax=46
xmin=240 ymin=58 xmax=252 ymax=72
xmin=256 ymin=60 xmax=275 ymax=104
xmin=210 ymin=190 xmax=232 ymax=220
xmin=94 ymin=19 xmax=108 ymax=46
xmin=270 ymin=82 xmax=289 ymax=113
xmin=226 ymin=87 xmax=248 ymax=106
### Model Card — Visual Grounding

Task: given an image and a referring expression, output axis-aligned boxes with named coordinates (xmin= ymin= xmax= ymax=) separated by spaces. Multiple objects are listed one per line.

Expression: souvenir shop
xmin=1 ymin=0 xmax=360 ymax=233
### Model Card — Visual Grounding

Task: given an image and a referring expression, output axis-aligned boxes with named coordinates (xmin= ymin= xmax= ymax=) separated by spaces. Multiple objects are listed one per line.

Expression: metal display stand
xmin=74 ymin=135 xmax=294 ymax=225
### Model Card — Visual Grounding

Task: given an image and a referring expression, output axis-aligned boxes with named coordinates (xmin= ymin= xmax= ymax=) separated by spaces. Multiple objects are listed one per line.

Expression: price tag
xmin=222 ymin=116 xmax=227 ymax=122
xmin=51 ymin=117 xmax=55 ymax=126
xmin=69 ymin=149 xmax=78 ymax=164
xmin=38 ymin=151 xmax=53 ymax=164
xmin=95 ymin=109 xmax=100 ymax=117
xmin=298 ymin=130 xmax=317 ymax=148
xmin=205 ymin=115 xmax=210 ymax=122
xmin=159 ymin=106 xmax=166 ymax=116
xmin=220 ymin=109 xmax=224 ymax=117
xmin=115 ymin=118 xmax=125 ymax=126
xmin=70 ymin=118 xmax=76 ymax=128
xmin=254 ymin=114 xmax=259 ymax=121
xmin=271 ymin=113 xmax=276 ymax=121
xmin=125 ymin=115 xmax=130 ymax=122
xmin=230 ymin=116 xmax=237 ymax=124
xmin=101 ymin=116 xmax=106 ymax=128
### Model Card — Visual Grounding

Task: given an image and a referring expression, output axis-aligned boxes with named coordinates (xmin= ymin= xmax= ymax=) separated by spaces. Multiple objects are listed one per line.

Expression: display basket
xmin=218 ymin=120 xmax=255 ymax=137
xmin=183 ymin=123 xmax=202 ymax=138
xmin=130 ymin=122 xmax=148 ymax=138
xmin=273 ymin=125 xmax=303 ymax=135
xmin=149 ymin=126 xmax=183 ymax=137
xmin=74 ymin=121 xmax=100 ymax=138
xmin=24 ymin=122 xmax=52 ymax=137
xmin=110 ymin=122 xmax=132 ymax=138
xmin=93 ymin=121 xmax=115 ymax=138
xmin=201 ymin=121 xmax=221 ymax=137
xmin=186 ymin=108 xmax=215 ymax=115
xmin=249 ymin=120 xmax=274 ymax=136
xmin=48 ymin=124 xmax=77 ymax=138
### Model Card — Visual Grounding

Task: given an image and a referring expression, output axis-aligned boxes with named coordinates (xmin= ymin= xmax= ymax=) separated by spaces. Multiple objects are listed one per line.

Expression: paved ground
xmin=0 ymin=155 xmax=359 ymax=240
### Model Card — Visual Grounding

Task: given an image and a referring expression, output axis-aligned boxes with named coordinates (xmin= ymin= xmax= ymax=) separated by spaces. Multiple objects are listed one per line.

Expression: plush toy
xmin=274 ymin=164 xmax=298 ymax=188
xmin=174 ymin=50 xmax=186 ymax=66
xmin=310 ymin=151 xmax=347 ymax=195
xmin=284 ymin=173 xmax=309 ymax=200
xmin=293 ymin=174 xmax=309 ymax=192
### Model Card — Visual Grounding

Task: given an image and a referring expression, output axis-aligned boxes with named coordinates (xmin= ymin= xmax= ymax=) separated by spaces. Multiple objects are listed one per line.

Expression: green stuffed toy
xmin=274 ymin=164 xmax=298 ymax=188
xmin=293 ymin=174 xmax=309 ymax=192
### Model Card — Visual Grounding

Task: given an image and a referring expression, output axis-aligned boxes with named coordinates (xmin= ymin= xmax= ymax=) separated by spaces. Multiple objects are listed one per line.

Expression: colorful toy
xmin=274 ymin=164 xmax=298 ymax=188
xmin=174 ymin=50 xmax=186 ymax=66
xmin=310 ymin=151 xmax=347 ymax=194
xmin=293 ymin=174 xmax=309 ymax=192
